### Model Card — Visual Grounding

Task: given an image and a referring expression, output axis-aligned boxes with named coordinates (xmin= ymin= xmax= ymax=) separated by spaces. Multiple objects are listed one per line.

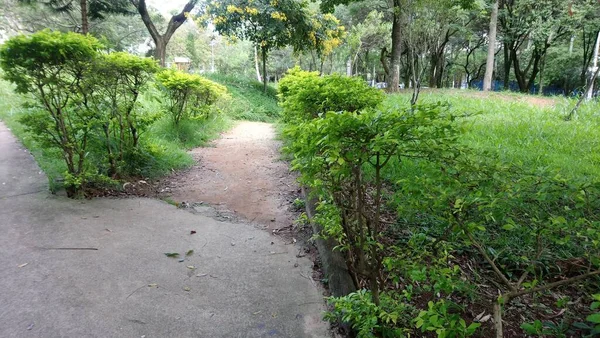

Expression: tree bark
xmin=380 ymin=47 xmax=390 ymax=79
xmin=80 ymin=0 xmax=89 ymax=34
xmin=483 ymin=0 xmax=499 ymax=91
xmin=130 ymin=0 xmax=197 ymax=67
xmin=155 ymin=37 xmax=167 ymax=67
xmin=493 ymin=303 xmax=503 ymax=338
xmin=539 ymin=52 xmax=546 ymax=95
xmin=388 ymin=0 xmax=402 ymax=92
xmin=261 ymin=46 xmax=267 ymax=93
xmin=502 ymin=42 xmax=511 ymax=90
xmin=347 ymin=58 xmax=352 ymax=76
xmin=254 ymin=45 xmax=261 ymax=82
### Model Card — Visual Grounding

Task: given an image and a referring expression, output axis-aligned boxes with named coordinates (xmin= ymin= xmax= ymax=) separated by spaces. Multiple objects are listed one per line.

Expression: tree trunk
xmin=429 ymin=54 xmax=438 ymax=88
xmin=380 ymin=47 xmax=390 ymax=79
xmin=131 ymin=0 xmax=197 ymax=67
xmin=155 ymin=37 xmax=167 ymax=67
xmin=254 ymin=46 xmax=262 ymax=82
xmin=262 ymin=46 xmax=267 ymax=93
xmin=493 ymin=303 xmax=503 ymax=338
xmin=503 ymin=42 xmax=511 ymax=90
xmin=388 ymin=0 xmax=402 ymax=92
xmin=346 ymin=58 xmax=352 ymax=76
xmin=435 ymin=54 xmax=445 ymax=88
xmin=483 ymin=0 xmax=499 ymax=91
xmin=80 ymin=0 xmax=89 ymax=34
xmin=539 ymin=53 xmax=546 ymax=95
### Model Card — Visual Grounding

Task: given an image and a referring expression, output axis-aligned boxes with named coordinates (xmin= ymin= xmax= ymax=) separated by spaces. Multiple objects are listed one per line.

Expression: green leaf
xmin=502 ymin=224 xmax=515 ymax=231
xmin=186 ymin=250 xmax=194 ymax=257
xmin=521 ymin=324 xmax=536 ymax=334
xmin=164 ymin=252 xmax=180 ymax=258
xmin=587 ymin=313 xmax=600 ymax=324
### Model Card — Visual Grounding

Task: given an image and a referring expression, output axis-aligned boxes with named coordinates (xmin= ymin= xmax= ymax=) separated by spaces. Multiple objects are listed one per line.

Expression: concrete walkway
xmin=0 ymin=122 xmax=330 ymax=338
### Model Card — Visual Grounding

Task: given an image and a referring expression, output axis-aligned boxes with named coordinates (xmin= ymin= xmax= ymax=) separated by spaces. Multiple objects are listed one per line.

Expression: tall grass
xmin=386 ymin=90 xmax=600 ymax=180
xmin=206 ymin=73 xmax=281 ymax=122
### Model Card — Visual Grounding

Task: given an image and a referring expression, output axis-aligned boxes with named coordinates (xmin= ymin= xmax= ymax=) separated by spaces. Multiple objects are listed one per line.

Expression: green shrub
xmin=414 ymin=300 xmax=480 ymax=338
xmin=325 ymin=290 xmax=415 ymax=337
xmin=283 ymin=88 xmax=600 ymax=336
xmin=278 ymin=66 xmax=384 ymax=122
xmin=285 ymin=105 xmax=460 ymax=308
xmin=0 ymin=30 xmax=102 ymax=197
xmin=0 ymin=31 xmax=231 ymax=196
xmin=91 ymin=52 xmax=160 ymax=177
xmin=155 ymin=69 xmax=227 ymax=126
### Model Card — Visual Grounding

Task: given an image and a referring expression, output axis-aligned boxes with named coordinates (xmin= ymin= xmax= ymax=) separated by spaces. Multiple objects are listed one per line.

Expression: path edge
xmin=301 ymin=186 xmax=356 ymax=297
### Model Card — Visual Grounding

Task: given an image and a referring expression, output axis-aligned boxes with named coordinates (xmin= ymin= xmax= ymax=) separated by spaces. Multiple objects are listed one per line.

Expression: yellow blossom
xmin=271 ymin=11 xmax=287 ymax=21
xmin=226 ymin=5 xmax=243 ymax=14
xmin=245 ymin=6 xmax=259 ymax=15
xmin=213 ymin=16 xmax=227 ymax=25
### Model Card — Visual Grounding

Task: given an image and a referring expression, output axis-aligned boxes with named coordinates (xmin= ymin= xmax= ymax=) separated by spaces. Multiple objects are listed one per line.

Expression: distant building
xmin=173 ymin=57 xmax=191 ymax=72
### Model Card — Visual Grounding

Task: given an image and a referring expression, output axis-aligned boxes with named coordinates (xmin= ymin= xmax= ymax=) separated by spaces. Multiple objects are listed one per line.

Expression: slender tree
xmin=483 ymin=0 xmax=498 ymax=91
xmin=129 ymin=0 xmax=198 ymax=67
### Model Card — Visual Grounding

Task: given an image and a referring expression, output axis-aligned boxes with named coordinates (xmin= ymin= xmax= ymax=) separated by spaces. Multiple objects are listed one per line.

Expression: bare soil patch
xmin=157 ymin=121 xmax=302 ymax=232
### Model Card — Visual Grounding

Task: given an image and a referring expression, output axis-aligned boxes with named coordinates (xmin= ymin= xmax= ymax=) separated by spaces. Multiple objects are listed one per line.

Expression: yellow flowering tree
xmin=307 ymin=13 xmax=345 ymax=74
xmin=204 ymin=0 xmax=312 ymax=92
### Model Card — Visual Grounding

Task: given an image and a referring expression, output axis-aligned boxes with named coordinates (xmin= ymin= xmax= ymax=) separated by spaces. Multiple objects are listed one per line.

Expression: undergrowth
xmin=206 ymin=73 xmax=281 ymax=122
xmin=279 ymin=72 xmax=600 ymax=338
xmin=1 ymin=73 xmax=275 ymax=190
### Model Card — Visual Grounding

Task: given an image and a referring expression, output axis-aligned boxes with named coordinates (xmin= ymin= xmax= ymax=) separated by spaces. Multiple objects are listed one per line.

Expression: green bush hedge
xmin=278 ymin=66 xmax=384 ymax=122
xmin=0 ymin=30 xmax=227 ymax=197
xmin=279 ymin=68 xmax=600 ymax=337
xmin=155 ymin=69 xmax=227 ymax=125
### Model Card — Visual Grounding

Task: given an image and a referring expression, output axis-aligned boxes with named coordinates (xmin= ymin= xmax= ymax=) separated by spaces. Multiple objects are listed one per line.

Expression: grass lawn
xmin=387 ymin=89 xmax=600 ymax=180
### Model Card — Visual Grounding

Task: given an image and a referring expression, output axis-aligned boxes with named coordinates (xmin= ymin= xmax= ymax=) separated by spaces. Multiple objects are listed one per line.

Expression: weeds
xmin=206 ymin=73 xmax=281 ymax=122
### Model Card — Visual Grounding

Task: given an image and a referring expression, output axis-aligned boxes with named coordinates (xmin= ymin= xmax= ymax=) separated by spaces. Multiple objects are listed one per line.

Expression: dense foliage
xmin=92 ymin=52 xmax=159 ymax=176
xmin=278 ymin=67 xmax=384 ymax=122
xmin=156 ymin=69 xmax=227 ymax=125
xmin=280 ymin=71 xmax=600 ymax=337
xmin=0 ymin=30 xmax=226 ymax=197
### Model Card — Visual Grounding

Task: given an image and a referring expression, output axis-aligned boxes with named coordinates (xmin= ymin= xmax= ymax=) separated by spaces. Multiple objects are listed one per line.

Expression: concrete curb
xmin=301 ymin=187 xmax=356 ymax=297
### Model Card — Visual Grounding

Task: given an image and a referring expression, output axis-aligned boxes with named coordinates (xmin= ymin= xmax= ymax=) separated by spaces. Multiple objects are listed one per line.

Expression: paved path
xmin=0 ymin=122 xmax=330 ymax=338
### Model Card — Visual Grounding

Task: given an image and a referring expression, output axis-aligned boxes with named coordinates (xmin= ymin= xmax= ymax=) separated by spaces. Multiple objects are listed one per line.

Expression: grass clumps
xmin=206 ymin=73 xmax=281 ymax=122
xmin=386 ymin=90 xmax=600 ymax=180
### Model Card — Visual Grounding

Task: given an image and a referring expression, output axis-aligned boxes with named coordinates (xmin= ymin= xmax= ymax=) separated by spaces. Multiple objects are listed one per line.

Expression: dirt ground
xmin=158 ymin=121 xmax=301 ymax=233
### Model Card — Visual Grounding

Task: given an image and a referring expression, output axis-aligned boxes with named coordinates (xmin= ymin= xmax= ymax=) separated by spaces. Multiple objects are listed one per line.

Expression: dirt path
xmin=160 ymin=121 xmax=300 ymax=232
